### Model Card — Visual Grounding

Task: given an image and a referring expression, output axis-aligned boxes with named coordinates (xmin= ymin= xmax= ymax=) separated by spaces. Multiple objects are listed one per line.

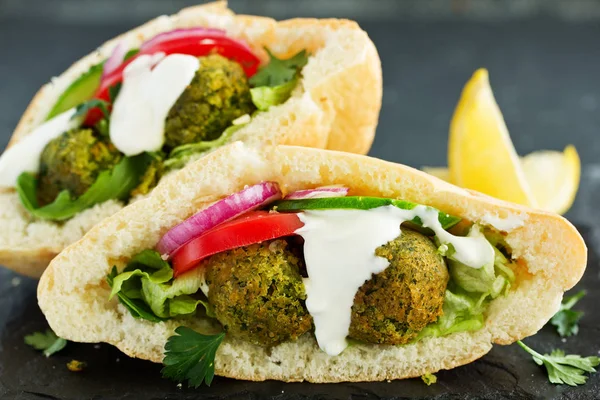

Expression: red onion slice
xmin=103 ymin=41 xmax=129 ymax=79
xmin=157 ymin=181 xmax=282 ymax=256
xmin=285 ymin=186 xmax=349 ymax=200
xmin=140 ymin=27 xmax=226 ymax=52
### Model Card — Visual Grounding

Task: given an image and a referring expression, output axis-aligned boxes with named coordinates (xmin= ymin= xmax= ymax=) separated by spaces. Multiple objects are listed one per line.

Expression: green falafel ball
xmin=164 ymin=54 xmax=255 ymax=149
xmin=37 ymin=128 xmax=122 ymax=205
xmin=349 ymin=229 xmax=449 ymax=345
xmin=204 ymin=239 xmax=312 ymax=347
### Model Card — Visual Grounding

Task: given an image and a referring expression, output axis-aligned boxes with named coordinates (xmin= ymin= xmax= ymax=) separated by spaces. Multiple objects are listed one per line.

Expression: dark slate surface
xmin=1 ymin=1 xmax=600 ymax=399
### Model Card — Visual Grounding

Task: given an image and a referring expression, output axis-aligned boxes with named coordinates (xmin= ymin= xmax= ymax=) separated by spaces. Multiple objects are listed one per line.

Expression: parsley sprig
xmin=24 ymin=329 xmax=67 ymax=357
xmin=162 ymin=327 xmax=225 ymax=388
xmin=517 ymin=340 xmax=599 ymax=386
xmin=550 ymin=290 xmax=586 ymax=337
xmin=249 ymin=49 xmax=308 ymax=87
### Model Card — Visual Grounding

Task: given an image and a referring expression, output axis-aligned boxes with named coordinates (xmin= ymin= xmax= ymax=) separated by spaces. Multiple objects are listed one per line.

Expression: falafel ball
xmin=204 ymin=239 xmax=312 ymax=347
xmin=37 ymin=128 xmax=122 ymax=205
xmin=349 ymin=229 xmax=449 ymax=345
xmin=164 ymin=54 xmax=255 ymax=149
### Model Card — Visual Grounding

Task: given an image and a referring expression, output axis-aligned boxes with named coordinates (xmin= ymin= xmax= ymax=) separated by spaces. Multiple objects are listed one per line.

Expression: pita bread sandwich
xmin=0 ymin=1 xmax=381 ymax=277
xmin=38 ymin=143 xmax=587 ymax=385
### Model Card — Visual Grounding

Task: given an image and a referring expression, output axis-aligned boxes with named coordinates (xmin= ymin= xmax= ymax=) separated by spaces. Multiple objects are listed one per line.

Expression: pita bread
xmin=38 ymin=142 xmax=587 ymax=382
xmin=0 ymin=1 xmax=382 ymax=277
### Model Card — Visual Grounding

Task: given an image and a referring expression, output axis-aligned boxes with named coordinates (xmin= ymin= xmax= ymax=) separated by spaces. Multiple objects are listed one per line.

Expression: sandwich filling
xmin=108 ymin=182 xmax=516 ymax=357
xmin=0 ymin=29 xmax=308 ymax=221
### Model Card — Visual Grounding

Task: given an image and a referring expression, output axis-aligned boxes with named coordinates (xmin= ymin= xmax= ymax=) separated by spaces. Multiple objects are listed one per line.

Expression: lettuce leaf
xmin=250 ymin=78 xmax=298 ymax=111
xmin=17 ymin=153 xmax=152 ymax=221
xmin=164 ymin=122 xmax=246 ymax=170
xmin=107 ymin=250 xmax=213 ymax=321
xmin=419 ymin=240 xmax=515 ymax=339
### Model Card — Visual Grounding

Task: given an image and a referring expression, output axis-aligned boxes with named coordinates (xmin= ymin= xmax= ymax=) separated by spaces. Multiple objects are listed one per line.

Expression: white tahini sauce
xmin=480 ymin=212 xmax=526 ymax=232
xmin=295 ymin=205 xmax=495 ymax=356
xmin=110 ymin=53 xmax=200 ymax=156
xmin=0 ymin=108 xmax=78 ymax=188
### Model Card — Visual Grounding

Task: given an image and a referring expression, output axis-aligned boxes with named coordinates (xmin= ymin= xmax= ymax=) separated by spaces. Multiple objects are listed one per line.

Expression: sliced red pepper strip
xmin=171 ymin=211 xmax=304 ymax=277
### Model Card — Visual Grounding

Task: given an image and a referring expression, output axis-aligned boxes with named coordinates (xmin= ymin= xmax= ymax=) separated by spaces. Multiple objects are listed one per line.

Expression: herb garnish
xmin=249 ymin=49 xmax=308 ymax=87
xmin=550 ymin=290 xmax=586 ymax=337
xmin=24 ymin=329 xmax=67 ymax=357
xmin=421 ymin=372 xmax=437 ymax=385
xmin=16 ymin=153 xmax=152 ymax=221
xmin=517 ymin=340 xmax=599 ymax=386
xmin=72 ymin=99 xmax=110 ymax=121
xmin=162 ymin=327 xmax=225 ymax=388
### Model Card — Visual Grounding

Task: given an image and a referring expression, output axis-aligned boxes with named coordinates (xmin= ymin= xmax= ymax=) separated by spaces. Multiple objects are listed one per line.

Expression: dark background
xmin=1 ymin=0 xmax=599 ymax=399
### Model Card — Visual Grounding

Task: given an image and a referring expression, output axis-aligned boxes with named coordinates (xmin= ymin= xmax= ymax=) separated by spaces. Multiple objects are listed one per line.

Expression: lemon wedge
xmin=449 ymin=68 xmax=537 ymax=207
xmin=521 ymin=145 xmax=580 ymax=215
xmin=422 ymin=145 xmax=581 ymax=215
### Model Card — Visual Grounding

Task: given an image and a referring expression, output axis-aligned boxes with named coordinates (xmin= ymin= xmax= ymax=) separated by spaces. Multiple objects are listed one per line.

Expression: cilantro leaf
xmin=162 ymin=327 xmax=225 ymax=388
xmin=249 ymin=49 xmax=308 ymax=87
xmin=550 ymin=290 xmax=586 ymax=337
xmin=16 ymin=153 xmax=152 ymax=221
xmin=72 ymin=99 xmax=110 ymax=120
xmin=517 ymin=340 xmax=600 ymax=386
xmin=24 ymin=329 xmax=67 ymax=357
xmin=421 ymin=372 xmax=437 ymax=385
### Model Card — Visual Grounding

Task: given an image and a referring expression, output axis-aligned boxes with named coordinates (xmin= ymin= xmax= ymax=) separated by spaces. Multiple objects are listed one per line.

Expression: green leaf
xmin=108 ymin=83 xmax=122 ymax=103
xmin=418 ymin=241 xmax=513 ymax=340
xmin=162 ymin=327 xmax=225 ymax=388
xmin=249 ymin=49 xmax=308 ymax=87
xmin=72 ymin=99 xmax=110 ymax=120
xmin=550 ymin=290 xmax=586 ymax=337
xmin=164 ymin=122 xmax=246 ymax=170
xmin=24 ymin=329 xmax=67 ymax=357
xmin=421 ymin=372 xmax=437 ymax=386
xmin=250 ymin=77 xmax=298 ymax=111
xmin=107 ymin=266 xmax=165 ymax=323
xmin=16 ymin=153 xmax=152 ymax=221
xmin=108 ymin=250 xmax=214 ymax=321
xmin=517 ymin=340 xmax=600 ymax=386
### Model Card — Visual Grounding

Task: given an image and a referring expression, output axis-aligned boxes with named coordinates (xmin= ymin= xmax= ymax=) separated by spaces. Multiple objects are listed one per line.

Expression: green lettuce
xmin=250 ymin=78 xmax=298 ymax=111
xmin=107 ymin=250 xmax=213 ymax=321
xmin=248 ymin=48 xmax=308 ymax=111
xmin=419 ymin=243 xmax=515 ymax=338
xmin=17 ymin=153 xmax=152 ymax=221
xmin=164 ymin=122 xmax=247 ymax=170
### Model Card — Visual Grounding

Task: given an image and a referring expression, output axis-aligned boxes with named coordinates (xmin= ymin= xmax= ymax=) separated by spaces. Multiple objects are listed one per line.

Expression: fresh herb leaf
xmin=250 ymin=77 xmax=298 ymax=111
xmin=517 ymin=340 xmax=600 ymax=386
xmin=16 ymin=153 xmax=152 ymax=221
xmin=249 ymin=49 xmax=308 ymax=87
xmin=421 ymin=372 xmax=437 ymax=386
xmin=550 ymin=290 xmax=586 ymax=337
xmin=24 ymin=329 xmax=67 ymax=357
xmin=72 ymin=99 xmax=110 ymax=120
xmin=108 ymin=82 xmax=122 ymax=103
xmin=164 ymin=122 xmax=246 ymax=170
xmin=162 ymin=327 xmax=225 ymax=388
